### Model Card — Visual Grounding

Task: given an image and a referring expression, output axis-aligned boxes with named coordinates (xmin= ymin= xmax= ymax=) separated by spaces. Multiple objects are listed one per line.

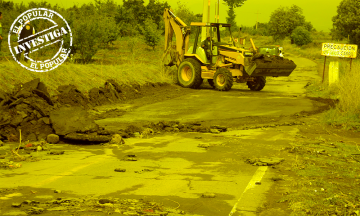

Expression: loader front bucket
xmin=245 ymin=55 xmax=297 ymax=77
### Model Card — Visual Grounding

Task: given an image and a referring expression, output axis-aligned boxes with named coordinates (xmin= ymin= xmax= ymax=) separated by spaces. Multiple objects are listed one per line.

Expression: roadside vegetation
xmin=238 ymin=1 xmax=360 ymax=131
xmin=273 ymin=137 xmax=360 ymax=216
xmin=0 ymin=37 xmax=173 ymax=94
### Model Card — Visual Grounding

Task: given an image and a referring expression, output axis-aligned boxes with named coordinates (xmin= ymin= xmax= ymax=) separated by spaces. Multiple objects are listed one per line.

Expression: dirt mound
xmin=248 ymin=54 xmax=297 ymax=77
xmin=88 ymin=80 xmax=168 ymax=106
xmin=0 ymin=78 xmax=172 ymax=143
xmin=56 ymin=85 xmax=90 ymax=108
xmin=252 ymin=54 xmax=295 ymax=65
xmin=0 ymin=78 xmax=55 ymax=142
xmin=88 ymin=80 xmax=123 ymax=106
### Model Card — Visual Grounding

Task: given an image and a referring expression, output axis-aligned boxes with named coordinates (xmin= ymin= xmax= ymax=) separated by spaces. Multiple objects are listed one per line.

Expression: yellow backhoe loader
xmin=162 ymin=8 xmax=297 ymax=91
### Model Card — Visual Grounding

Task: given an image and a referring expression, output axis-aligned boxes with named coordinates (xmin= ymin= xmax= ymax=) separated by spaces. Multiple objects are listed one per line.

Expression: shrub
xmin=141 ymin=18 xmax=161 ymax=50
xmin=269 ymin=5 xmax=307 ymax=41
xmin=291 ymin=26 xmax=312 ymax=46
xmin=64 ymin=3 xmax=120 ymax=63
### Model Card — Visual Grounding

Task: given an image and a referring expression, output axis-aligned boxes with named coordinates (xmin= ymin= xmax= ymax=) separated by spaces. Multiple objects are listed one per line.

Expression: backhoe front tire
xmin=247 ymin=76 xmax=266 ymax=91
xmin=214 ymin=68 xmax=233 ymax=91
xmin=178 ymin=59 xmax=203 ymax=89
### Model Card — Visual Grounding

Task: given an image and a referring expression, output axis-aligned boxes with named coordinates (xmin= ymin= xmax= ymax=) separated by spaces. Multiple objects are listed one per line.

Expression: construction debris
xmin=246 ymin=157 xmax=285 ymax=166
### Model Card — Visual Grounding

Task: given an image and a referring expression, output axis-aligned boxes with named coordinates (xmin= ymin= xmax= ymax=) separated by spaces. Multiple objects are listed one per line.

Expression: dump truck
xmin=162 ymin=8 xmax=297 ymax=91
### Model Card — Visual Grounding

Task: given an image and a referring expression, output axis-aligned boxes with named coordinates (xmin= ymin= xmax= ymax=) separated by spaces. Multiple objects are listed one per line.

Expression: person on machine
xmin=201 ymin=36 xmax=212 ymax=60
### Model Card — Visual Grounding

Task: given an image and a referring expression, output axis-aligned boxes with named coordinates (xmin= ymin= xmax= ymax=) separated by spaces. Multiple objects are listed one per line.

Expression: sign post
xmin=321 ymin=43 xmax=358 ymax=83
xmin=322 ymin=56 xmax=326 ymax=83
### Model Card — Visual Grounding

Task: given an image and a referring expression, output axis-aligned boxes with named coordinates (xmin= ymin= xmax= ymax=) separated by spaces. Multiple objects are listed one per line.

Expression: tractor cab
xmin=186 ymin=23 xmax=237 ymax=65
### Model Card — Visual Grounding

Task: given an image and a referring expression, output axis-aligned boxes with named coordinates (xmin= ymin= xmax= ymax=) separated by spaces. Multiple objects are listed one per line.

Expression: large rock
xmin=109 ymin=134 xmax=125 ymax=144
xmin=64 ymin=133 xmax=111 ymax=142
xmin=50 ymin=107 xmax=99 ymax=136
xmin=0 ymin=90 xmax=8 ymax=101
xmin=47 ymin=134 xmax=59 ymax=144
xmin=10 ymin=115 xmax=23 ymax=127
xmin=27 ymin=133 xmax=37 ymax=141
xmin=33 ymin=89 xmax=53 ymax=106
xmin=57 ymin=85 xmax=89 ymax=107
xmin=22 ymin=78 xmax=40 ymax=92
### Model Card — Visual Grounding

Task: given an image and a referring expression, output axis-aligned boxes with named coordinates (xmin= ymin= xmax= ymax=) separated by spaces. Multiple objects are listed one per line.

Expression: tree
xmin=223 ymin=0 xmax=246 ymax=8
xmin=141 ymin=18 xmax=161 ymax=50
xmin=122 ymin=0 xmax=147 ymax=26
xmin=115 ymin=6 xmax=139 ymax=37
xmin=226 ymin=6 xmax=238 ymax=32
xmin=64 ymin=2 xmax=120 ymax=62
xmin=332 ymin=0 xmax=360 ymax=45
xmin=290 ymin=26 xmax=312 ymax=46
xmin=115 ymin=0 xmax=169 ymax=37
xmin=303 ymin=21 xmax=315 ymax=32
xmin=173 ymin=1 xmax=200 ymax=26
xmin=146 ymin=0 xmax=170 ymax=29
xmin=173 ymin=1 xmax=201 ymax=37
xmin=268 ymin=5 xmax=311 ymax=41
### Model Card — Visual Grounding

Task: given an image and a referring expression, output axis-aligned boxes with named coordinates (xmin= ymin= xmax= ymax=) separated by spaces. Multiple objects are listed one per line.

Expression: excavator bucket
xmin=245 ymin=55 xmax=297 ymax=77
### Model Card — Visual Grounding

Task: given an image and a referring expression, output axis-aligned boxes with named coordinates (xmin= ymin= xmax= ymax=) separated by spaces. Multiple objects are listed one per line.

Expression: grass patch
xmin=316 ymin=60 xmax=360 ymax=130
xmin=0 ymin=37 xmax=174 ymax=94
xmin=281 ymin=140 xmax=360 ymax=215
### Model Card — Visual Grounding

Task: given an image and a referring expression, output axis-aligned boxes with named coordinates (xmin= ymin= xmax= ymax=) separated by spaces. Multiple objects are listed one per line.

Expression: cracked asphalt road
xmin=0 ymin=54 xmax=325 ymax=216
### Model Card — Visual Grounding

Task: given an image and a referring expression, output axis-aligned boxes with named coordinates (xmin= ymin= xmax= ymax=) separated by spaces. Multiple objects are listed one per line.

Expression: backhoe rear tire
xmin=178 ymin=58 xmax=203 ymax=89
xmin=247 ymin=76 xmax=266 ymax=91
xmin=214 ymin=68 xmax=233 ymax=91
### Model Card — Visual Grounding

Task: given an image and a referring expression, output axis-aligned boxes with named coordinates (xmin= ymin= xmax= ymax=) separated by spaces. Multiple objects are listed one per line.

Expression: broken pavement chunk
xmin=27 ymin=207 xmax=44 ymax=214
xmin=64 ymin=133 xmax=111 ymax=142
xmin=50 ymin=106 xmax=99 ymax=136
xmin=197 ymin=143 xmax=210 ymax=148
xmin=99 ymin=198 xmax=114 ymax=204
xmin=202 ymin=192 xmax=216 ymax=198
xmin=109 ymin=134 xmax=125 ymax=144
xmin=246 ymin=157 xmax=285 ymax=166
xmin=210 ymin=129 xmax=220 ymax=134
xmin=12 ymin=202 xmax=22 ymax=207
xmin=48 ymin=150 xmax=65 ymax=155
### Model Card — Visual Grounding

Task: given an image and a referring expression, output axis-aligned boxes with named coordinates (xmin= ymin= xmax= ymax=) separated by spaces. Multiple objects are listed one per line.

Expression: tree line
xmin=0 ymin=0 xmax=358 ymax=62
xmin=0 ymin=0 xmax=172 ymax=62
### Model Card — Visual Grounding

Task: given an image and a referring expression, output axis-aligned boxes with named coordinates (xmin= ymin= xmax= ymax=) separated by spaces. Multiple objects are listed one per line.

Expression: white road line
xmin=33 ymin=155 xmax=109 ymax=187
xmin=229 ymin=166 xmax=268 ymax=216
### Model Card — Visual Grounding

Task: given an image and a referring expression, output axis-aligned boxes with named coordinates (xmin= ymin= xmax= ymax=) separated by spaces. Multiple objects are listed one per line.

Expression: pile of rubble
xmin=0 ymin=78 xmax=55 ymax=142
xmin=9 ymin=196 xmax=186 ymax=215
xmin=143 ymin=121 xmax=227 ymax=134
xmin=0 ymin=78 xmax=228 ymax=144
xmin=0 ymin=78 xmax=164 ymax=143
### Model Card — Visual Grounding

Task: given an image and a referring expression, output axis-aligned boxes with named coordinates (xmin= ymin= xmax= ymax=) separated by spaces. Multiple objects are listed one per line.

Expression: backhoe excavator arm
xmin=163 ymin=8 xmax=190 ymax=67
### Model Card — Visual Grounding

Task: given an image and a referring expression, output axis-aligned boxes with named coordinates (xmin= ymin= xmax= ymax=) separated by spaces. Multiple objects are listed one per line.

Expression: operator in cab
xmin=201 ymin=36 xmax=212 ymax=60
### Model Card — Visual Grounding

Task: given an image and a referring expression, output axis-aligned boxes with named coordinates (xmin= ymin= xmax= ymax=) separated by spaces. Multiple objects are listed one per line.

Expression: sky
xmin=8 ymin=0 xmax=341 ymax=32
